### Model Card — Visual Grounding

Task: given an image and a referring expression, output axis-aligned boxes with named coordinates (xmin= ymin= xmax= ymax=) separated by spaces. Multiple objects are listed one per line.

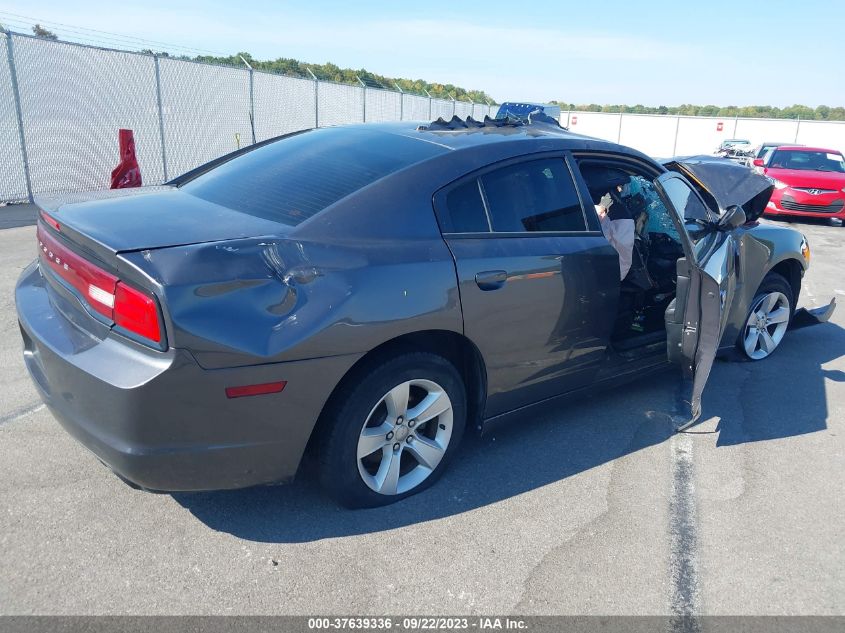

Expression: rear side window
xmin=180 ymin=127 xmax=444 ymax=226
xmin=480 ymin=159 xmax=586 ymax=232
xmin=443 ymin=181 xmax=490 ymax=232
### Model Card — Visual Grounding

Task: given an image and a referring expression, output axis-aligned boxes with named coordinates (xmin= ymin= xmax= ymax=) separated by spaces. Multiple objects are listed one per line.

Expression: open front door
xmin=655 ymin=173 xmax=738 ymax=429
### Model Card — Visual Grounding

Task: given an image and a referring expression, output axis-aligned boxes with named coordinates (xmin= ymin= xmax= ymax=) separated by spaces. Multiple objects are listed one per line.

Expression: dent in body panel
xmin=122 ymin=235 xmax=463 ymax=369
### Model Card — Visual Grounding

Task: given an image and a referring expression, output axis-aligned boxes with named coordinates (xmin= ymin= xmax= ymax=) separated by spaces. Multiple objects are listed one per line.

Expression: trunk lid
xmin=36 ymin=186 xmax=288 ymax=262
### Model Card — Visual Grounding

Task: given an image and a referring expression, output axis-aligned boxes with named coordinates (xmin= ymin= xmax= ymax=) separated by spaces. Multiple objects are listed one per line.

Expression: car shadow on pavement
xmin=173 ymin=372 xmax=678 ymax=543
xmin=173 ymin=321 xmax=843 ymax=543
xmin=711 ymin=316 xmax=845 ymax=446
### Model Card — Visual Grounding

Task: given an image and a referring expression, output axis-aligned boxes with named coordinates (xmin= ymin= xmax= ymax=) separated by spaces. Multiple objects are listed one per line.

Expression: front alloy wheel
xmin=741 ymin=290 xmax=790 ymax=360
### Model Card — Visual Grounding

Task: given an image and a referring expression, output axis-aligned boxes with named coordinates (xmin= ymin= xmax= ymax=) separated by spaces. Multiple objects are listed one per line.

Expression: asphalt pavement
xmin=0 ymin=215 xmax=842 ymax=616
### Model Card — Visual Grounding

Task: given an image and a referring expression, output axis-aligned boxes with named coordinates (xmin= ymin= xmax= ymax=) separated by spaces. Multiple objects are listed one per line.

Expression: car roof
xmin=367 ymin=119 xmax=630 ymax=153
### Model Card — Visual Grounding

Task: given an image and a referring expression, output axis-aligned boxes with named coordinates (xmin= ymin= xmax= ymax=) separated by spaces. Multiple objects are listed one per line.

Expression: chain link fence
xmin=0 ymin=30 xmax=498 ymax=203
xmin=15 ymin=29 xmax=843 ymax=206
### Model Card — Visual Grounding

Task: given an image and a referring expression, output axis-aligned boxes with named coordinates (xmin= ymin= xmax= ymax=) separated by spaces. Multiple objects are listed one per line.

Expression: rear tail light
xmin=37 ymin=224 xmax=117 ymax=319
xmin=37 ymin=223 xmax=163 ymax=345
xmin=114 ymin=282 xmax=161 ymax=343
xmin=40 ymin=210 xmax=61 ymax=232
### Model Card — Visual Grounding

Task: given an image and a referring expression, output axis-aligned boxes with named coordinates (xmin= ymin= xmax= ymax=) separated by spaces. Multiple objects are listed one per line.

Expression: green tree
xmin=32 ymin=24 xmax=58 ymax=40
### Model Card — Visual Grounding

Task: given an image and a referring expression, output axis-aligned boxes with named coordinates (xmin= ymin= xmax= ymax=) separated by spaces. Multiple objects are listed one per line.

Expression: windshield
xmin=758 ymin=144 xmax=788 ymax=157
xmin=768 ymin=149 xmax=845 ymax=173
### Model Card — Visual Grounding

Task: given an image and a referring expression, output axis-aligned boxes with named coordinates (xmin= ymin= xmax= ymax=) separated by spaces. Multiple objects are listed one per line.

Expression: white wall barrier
xmin=566 ymin=110 xmax=845 ymax=160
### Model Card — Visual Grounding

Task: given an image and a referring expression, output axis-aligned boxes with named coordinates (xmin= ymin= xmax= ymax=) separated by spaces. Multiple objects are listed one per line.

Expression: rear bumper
xmin=16 ymin=261 xmax=360 ymax=492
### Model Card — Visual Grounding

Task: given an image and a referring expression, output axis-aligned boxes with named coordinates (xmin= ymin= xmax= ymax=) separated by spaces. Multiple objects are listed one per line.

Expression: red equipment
xmin=110 ymin=129 xmax=142 ymax=189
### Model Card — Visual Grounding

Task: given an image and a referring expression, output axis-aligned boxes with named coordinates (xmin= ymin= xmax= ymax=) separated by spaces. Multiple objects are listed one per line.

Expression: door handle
xmin=475 ymin=270 xmax=507 ymax=291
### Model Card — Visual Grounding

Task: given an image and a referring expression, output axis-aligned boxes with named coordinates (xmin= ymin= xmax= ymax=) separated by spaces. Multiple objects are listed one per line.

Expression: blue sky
xmin=2 ymin=0 xmax=842 ymax=106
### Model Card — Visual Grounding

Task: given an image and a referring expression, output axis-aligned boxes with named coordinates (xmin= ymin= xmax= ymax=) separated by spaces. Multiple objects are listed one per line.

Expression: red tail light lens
xmin=37 ymin=224 xmax=117 ymax=318
xmin=114 ymin=282 xmax=161 ymax=343
xmin=37 ymin=223 xmax=162 ymax=345
xmin=40 ymin=211 xmax=61 ymax=232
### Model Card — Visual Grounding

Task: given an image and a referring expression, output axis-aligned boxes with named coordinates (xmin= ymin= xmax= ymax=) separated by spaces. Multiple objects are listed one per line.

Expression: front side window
xmin=480 ymin=159 xmax=586 ymax=232
xmin=658 ymin=175 xmax=718 ymax=251
xmin=659 ymin=176 xmax=712 ymax=223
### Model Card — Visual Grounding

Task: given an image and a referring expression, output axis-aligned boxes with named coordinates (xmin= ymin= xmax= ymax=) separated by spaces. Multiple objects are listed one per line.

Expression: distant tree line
xmin=549 ymin=101 xmax=845 ymax=121
xmin=142 ymin=50 xmax=495 ymax=104
xmin=24 ymin=23 xmax=842 ymax=118
xmin=21 ymin=22 xmax=494 ymax=103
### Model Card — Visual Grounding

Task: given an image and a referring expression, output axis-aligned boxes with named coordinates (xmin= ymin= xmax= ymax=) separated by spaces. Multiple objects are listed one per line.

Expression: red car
xmin=755 ymin=146 xmax=845 ymax=226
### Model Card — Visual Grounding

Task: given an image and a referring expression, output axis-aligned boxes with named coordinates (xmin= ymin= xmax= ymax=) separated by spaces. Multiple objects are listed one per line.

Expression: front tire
xmin=737 ymin=272 xmax=794 ymax=361
xmin=317 ymin=352 xmax=466 ymax=508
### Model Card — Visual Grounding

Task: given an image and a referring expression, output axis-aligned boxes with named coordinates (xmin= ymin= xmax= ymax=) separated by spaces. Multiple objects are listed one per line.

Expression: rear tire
xmin=736 ymin=272 xmax=794 ymax=361
xmin=317 ymin=352 xmax=466 ymax=508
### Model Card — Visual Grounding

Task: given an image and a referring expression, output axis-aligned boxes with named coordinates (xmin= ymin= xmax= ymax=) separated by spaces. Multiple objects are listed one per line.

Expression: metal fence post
xmin=152 ymin=55 xmax=169 ymax=182
xmin=617 ymin=112 xmax=623 ymax=143
xmin=5 ymin=32 xmax=34 ymax=202
xmin=306 ymin=68 xmax=318 ymax=128
xmin=450 ymin=93 xmax=456 ymax=117
xmin=248 ymin=69 xmax=256 ymax=143
xmin=240 ymin=56 xmax=256 ymax=144
xmin=672 ymin=115 xmax=681 ymax=156
xmin=357 ymin=76 xmax=366 ymax=123
xmin=424 ymin=89 xmax=432 ymax=120
xmin=794 ymin=116 xmax=801 ymax=143
xmin=394 ymin=83 xmax=404 ymax=121
xmin=733 ymin=114 xmax=738 ymax=137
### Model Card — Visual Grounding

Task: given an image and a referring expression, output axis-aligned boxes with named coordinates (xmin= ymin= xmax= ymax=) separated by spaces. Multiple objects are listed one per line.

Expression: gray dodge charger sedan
xmin=16 ymin=114 xmax=834 ymax=507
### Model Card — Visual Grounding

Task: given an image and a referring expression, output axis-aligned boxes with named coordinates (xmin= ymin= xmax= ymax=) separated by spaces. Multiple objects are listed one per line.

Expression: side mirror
xmin=719 ymin=205 xmax=747 ymax=230
xmin=752 ymin=158 xmax=764 ymax=167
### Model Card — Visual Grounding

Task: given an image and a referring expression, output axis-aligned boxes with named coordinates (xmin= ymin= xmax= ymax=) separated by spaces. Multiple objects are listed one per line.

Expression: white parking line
xmin=0 ymin=402 xmax=45 ymax=427
xmin=668 ymin=431 xmax=701 ymax=627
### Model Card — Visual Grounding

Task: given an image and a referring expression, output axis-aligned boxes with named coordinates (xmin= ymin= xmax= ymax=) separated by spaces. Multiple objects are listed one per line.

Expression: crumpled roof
xmin=417 ymin=110 xmax=565 ymax=131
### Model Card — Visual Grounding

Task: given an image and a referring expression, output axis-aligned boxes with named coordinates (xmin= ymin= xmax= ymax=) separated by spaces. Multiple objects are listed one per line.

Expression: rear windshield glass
xmin=180 ymin=127 xmax=444 ymax=226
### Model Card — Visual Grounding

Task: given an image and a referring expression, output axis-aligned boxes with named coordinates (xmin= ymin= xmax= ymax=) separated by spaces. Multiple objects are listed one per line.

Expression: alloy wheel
xmin=742 ymin=291 xmax=790 ymax=360
xmin=356 ymin=379 xmax=453 ymax=496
